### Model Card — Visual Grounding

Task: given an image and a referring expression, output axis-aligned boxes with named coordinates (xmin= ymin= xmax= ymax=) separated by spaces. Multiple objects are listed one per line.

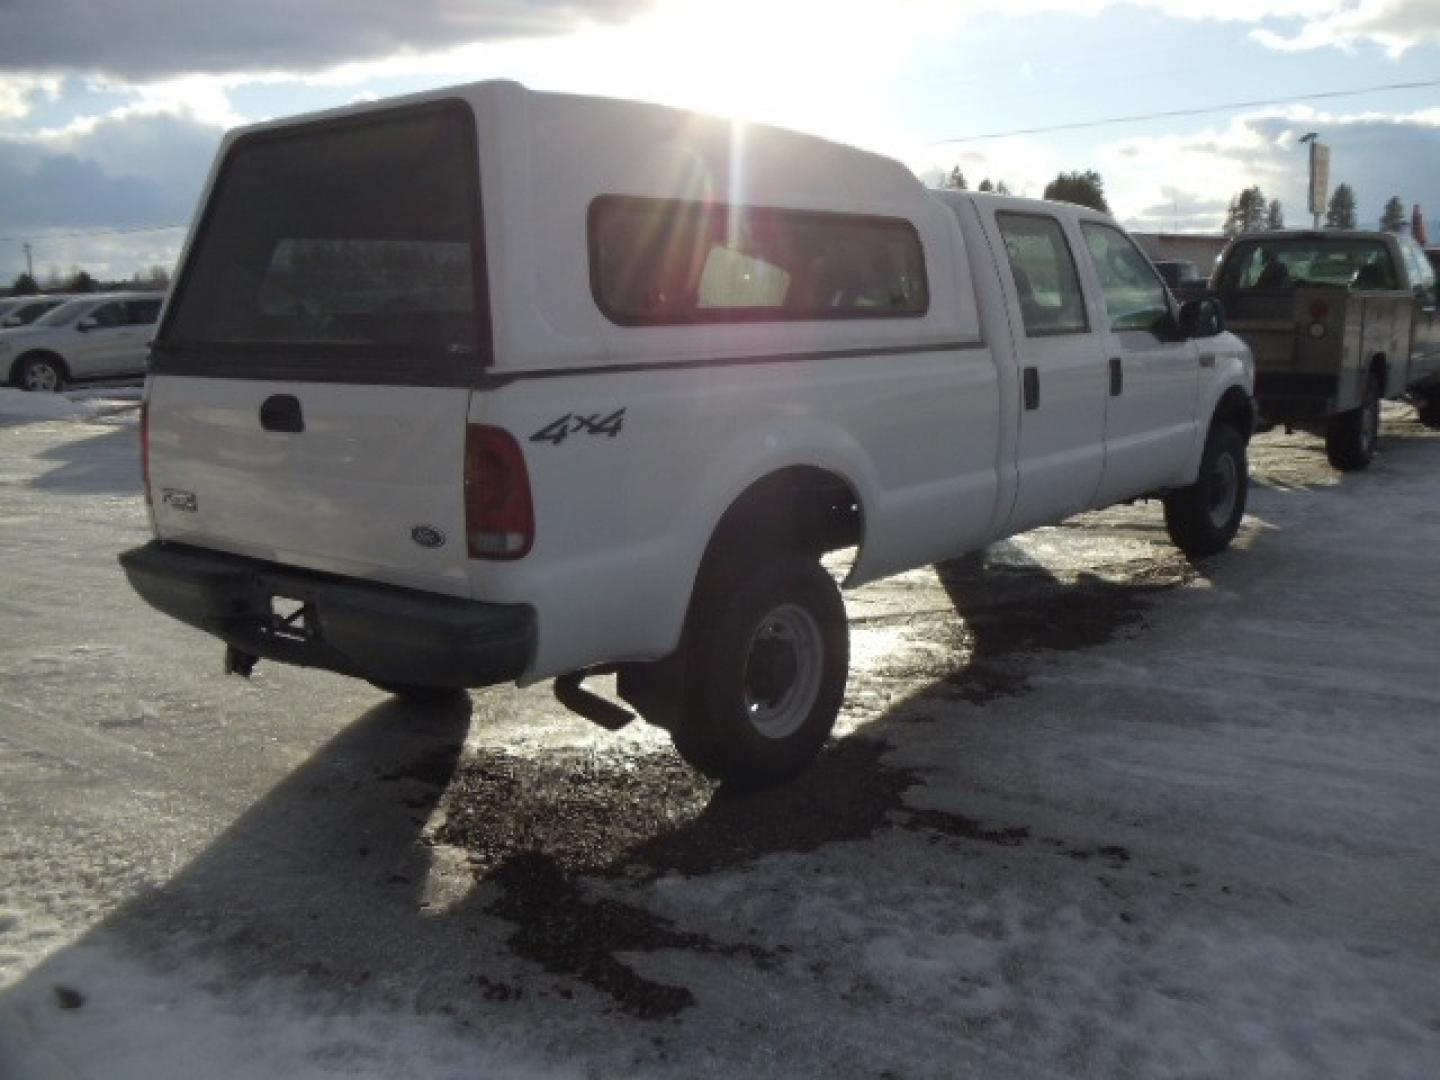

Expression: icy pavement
xmin=1 ymin=399 xmax=1438 ymax=1078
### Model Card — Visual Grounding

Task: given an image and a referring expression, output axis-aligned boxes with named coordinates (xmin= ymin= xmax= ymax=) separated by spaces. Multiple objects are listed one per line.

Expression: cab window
xmin=1081 ymin=223 xmax=1170 ymax=333
xmin=994 ymin=212 xmax=1088 ymax=335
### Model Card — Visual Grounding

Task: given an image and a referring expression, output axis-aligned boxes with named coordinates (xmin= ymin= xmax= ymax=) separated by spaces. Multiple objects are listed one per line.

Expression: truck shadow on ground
xmin=24 ymin=427 xmax=141 ymax=495
xmin=0 ymin=512 xmax=1224 ymax=1039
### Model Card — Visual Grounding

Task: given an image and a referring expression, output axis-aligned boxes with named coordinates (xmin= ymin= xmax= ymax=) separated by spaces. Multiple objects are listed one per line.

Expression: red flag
xmin=1413 ymin=204 xmax=1428 ymax=246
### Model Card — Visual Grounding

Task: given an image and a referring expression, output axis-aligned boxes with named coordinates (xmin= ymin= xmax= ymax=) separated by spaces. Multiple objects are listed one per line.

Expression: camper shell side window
xmin=587 ymin=196 xmax=929 ymax=326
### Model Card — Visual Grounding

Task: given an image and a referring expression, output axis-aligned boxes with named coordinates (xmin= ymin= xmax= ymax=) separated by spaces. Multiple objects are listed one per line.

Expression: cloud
xmin=0 ymin=1 xmax=654 ymax=81
xmin=0 ymin=111 xmax=222 ymax=232
xmin=1098 ymin=108 xmax=1440 ymax=232
xmin=0 ymin=75 xmax=62 ymax=121
xmin=1251 ymin=0 xmax=1440 ymax=57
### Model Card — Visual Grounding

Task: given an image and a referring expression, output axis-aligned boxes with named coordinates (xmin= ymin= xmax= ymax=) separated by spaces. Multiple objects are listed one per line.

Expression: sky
xmin=1 ymin=0 xmax=1439 ymax=282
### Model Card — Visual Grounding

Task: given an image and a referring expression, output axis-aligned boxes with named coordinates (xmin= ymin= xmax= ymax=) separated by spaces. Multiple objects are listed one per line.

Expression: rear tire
xmin=670 ymin=554 xmax=848 ymax=788
xmin=1325 ymin=374 xmax=1381 ymax=471
xmin=13 ymin=354 xmax=65 ymax=393
xmin=1162 ymin=423 xmax=1248 ymax=558
xmin=368 ymin=681 xmax=468 ymax=706
xmin=1415 ymin=393 xmax=1440 ymax=430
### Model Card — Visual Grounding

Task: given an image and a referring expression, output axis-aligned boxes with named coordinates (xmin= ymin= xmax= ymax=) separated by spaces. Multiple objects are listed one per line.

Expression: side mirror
xmin=76 ymin=316 xmax=97 ymax=332
xmin=1178 ymin=297 xmax=1225 ymax=338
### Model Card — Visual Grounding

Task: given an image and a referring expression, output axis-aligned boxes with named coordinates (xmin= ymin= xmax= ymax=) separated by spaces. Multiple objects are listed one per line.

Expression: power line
xmin=0 ymin=223 xmax=187 ymax=244
xmin=930 ymin=77 xmax=1440 ymax=144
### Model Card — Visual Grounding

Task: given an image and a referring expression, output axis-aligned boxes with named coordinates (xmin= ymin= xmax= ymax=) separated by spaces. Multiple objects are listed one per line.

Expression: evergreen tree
xmin=978 ymin=178 xmax=993 ymax=192
xmin=1224 ymin=186 xmax=1267 ymax=235
xmin=1265 ymin=199 xmax=1284 ymax=231
xmin=1042 ymin=170 xmax=1109 ymax=213
xmin=1325 ymin=183 xmax=1357 ymax=230
xmin=10 ymin=272 xmax=39 ymax=296
xmin=1379 ymin=195 xmax=1406 ymax=232
xmin=944 ymin=166 xmax=967 ymax=190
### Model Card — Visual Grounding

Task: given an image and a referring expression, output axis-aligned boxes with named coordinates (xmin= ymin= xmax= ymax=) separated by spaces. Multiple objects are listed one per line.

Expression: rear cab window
xmin=588 ymin=196 xmax=928 ymax=325
xmin=1218 ymin=237 xmax=1399 ymax=291
xmin=156 ymin=100 xmax=487 ymax=385
xmin=994 ymin=212 xmax=1088 ymax=336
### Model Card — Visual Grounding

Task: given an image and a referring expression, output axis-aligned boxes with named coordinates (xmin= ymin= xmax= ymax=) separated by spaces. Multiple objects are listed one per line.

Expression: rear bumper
xmin=119 ymin=541 xmax=534 ymax=688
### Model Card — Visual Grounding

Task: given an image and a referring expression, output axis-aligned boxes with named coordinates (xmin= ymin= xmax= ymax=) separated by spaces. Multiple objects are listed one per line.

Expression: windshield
xmin=35 ymin=298 xmax=94 ymax=327
xmin=1220 ymin=238 xmax=1398 ymax=290
xmin=162 ymin=101 xmax=484 ymax=368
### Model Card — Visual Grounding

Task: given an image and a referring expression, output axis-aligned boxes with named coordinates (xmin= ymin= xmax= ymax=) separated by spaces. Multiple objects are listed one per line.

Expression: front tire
xmin=671 ymin=555 xmax=848 ymax=788
xmin=13 ymin=354 xmax=65 ymax=393
xmin=1163 ymin=423 xmax=1248 ymax=558
xmin=1325 ymin=374 xmax=1381 ymax=471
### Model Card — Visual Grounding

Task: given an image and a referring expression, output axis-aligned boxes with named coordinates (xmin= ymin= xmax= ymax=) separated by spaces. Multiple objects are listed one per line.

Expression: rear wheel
xmin=1415 ymin=393 xmax=1440 ymax=430
xmin=368 ymin=681 xmax=468 ymax=706
xmin=670 ymin=554 xmax=848 ymax=788
xmin=1162 ymin=423 xmax=1248 ymax=558
xmin=1325 ymin=374 xmax=1382 ymax=471
xmin=14 ymin=354 xmax=65 ymax=393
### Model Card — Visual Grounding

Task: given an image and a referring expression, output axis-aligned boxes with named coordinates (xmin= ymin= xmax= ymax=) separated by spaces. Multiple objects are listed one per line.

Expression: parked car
xmin=121 ymin=82 xmax=1254 ymax=787
xmin=1153 ymin=260 xmax=1201 ymax=289
xmin=1 ymin=292 xmax=164 ymax=391
xmin=1190 ymin=230 xmax=1440 ymax=467
xmin=0 ymin=295 xmax=66 ymax=328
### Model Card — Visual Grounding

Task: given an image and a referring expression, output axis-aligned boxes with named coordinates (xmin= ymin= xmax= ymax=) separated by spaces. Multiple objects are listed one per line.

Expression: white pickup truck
xmin=121 ymin=82 xmax=1255 ymax=786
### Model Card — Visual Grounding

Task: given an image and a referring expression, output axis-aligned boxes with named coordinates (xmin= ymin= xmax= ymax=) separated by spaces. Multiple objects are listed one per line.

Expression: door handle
xmin=260 ymin=394 xmax=304 ymax=433
xmin=1109 ymin=356 xmax=1123 ymax=396
xmin=1023 ymin=367 xmax=1040 ymax=411
xmin=1198 ymin=353 xmax=1216 ymax=368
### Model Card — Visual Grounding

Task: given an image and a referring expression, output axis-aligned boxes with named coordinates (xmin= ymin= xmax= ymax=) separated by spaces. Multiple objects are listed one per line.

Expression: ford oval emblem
xmin=411 ymin=525 xmax=446 ymax=549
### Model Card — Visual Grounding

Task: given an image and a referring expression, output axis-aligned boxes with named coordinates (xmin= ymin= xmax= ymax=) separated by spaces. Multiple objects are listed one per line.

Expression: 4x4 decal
xmin=529 ymin=408 xmax=626 ymax=445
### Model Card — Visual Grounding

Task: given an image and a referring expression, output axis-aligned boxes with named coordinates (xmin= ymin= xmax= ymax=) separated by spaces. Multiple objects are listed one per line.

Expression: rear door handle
xmin=1109 ymin=356 xmax=1123 ymax=396
xmin=260 ymin=394 xmax=304 ymax=433
xmin=1022 ymin=367 xmax=1040 ymax=411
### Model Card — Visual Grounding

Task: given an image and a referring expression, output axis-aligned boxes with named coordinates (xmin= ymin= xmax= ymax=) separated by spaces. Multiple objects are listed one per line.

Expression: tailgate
xmin=145 ymin=98 xmax=489 ymax=597
xmin=148 ymin=377 xmax=474 ymax=596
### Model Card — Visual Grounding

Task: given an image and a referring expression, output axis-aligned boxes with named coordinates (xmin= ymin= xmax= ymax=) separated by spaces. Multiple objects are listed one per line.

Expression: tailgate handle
xmin=260 ymin=395 xmax=304 ymax=433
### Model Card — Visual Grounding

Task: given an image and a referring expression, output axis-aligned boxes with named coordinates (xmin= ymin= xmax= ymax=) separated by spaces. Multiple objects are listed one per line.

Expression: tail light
xmin=140 ymin=396 xmax=155 ymax=528
xmin=1309 ymin=299 xmax=1330 ymax=321
xmin=464 ymin=424 xmax=534 ymax=559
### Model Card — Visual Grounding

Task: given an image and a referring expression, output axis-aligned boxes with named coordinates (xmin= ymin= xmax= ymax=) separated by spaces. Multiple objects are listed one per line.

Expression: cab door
xmin=986 ymin=209 xmax=1108 ymax=533
xmin=1078 ymin=221 xmax=1200 ymax=506
xmin=66 ymin=300 xmax=135 ymax=379
xmin=1399 ymin=235 xmax=1440 ymax=382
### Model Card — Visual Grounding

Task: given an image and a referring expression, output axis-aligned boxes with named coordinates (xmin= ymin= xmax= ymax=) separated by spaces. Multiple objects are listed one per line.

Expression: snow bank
xmin=0 ymin=388 xmax=141 ymax=422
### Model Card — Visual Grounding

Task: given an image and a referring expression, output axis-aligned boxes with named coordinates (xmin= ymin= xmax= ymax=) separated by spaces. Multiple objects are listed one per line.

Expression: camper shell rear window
xmin=155 ymin=100 xmax=487 ymax=385
xmin=588 ymin=196 xmax=928 ymax=325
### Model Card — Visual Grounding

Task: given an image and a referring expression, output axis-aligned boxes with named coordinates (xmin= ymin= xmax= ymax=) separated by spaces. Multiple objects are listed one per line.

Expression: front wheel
xmin=14 ymin=355 xmax=65 ymax=393
xmin=1162 ymin=423 xmax=1248 ymax=558
xmin=1325 ymin=375 xmax=1381 ymax=471
xmin=671 ymin=555 xmax=848 ymax=788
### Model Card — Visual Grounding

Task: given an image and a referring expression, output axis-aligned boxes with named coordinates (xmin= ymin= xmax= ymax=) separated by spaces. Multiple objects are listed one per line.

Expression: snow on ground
xmin=0 ymin=407 xmax=1438 ymax=1078
xmin=0 ymin=388 xmax=141 ymax=423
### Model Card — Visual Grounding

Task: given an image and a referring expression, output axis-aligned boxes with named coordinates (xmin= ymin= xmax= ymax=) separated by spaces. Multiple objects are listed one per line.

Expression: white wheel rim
xmin=24 ymin=362 xmax=59 ymax=392
xmin=742 ymin=603 xmax=824 ymax=740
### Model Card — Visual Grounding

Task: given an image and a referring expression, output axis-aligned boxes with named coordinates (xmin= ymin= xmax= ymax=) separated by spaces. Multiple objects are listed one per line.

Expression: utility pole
xmin=22 ymin=242 xmax=33 ymax=279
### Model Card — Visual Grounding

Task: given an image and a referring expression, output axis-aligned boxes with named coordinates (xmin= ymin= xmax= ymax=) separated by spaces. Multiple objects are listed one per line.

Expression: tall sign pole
xmin=1300 ymin=133 xmax=1329 ymax=229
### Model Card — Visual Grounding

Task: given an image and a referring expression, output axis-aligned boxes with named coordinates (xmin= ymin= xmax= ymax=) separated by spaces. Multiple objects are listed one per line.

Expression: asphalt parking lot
xmin=1 ymin=396 xmax=1438 ymax=1078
